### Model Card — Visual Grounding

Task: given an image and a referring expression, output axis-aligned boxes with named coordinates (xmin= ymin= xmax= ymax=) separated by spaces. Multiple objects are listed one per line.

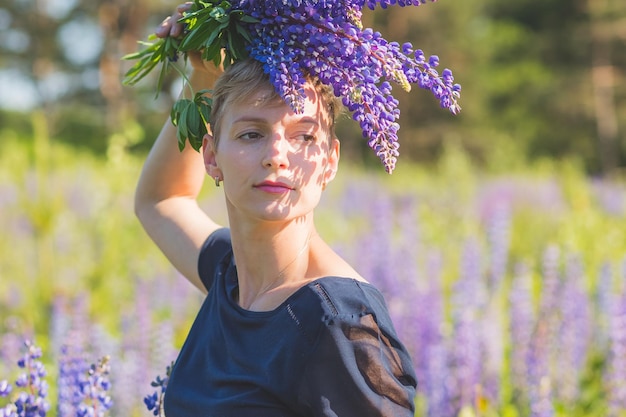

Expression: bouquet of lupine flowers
xmin=123 ymin=0 xmax=461 ymax=173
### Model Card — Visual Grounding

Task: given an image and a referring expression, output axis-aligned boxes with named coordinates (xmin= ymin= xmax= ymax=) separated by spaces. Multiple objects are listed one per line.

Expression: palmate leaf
xmin=171 ymin=99 xmax=192 ymax=150
xmin=170 ymin=90 xmax=213 ymax=152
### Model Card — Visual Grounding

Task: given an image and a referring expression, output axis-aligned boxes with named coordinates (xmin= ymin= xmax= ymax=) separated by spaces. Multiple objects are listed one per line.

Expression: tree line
xmin=0 ymin=0 xmax=624 ymax=175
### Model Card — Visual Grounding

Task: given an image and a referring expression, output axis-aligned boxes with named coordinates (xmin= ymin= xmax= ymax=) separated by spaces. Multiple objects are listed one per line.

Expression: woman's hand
xmin=155 ymin=2 xmax=224 ymax=78
xmin=155 ymin=2 xmax=190 ymax=39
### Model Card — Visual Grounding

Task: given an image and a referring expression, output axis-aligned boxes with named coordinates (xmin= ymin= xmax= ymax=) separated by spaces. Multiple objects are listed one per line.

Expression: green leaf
xmin=194 ymin=91 xmax=213 ymax=125
xmin=235 ymin=22 xmax=254 ymax=44
xmin=202 ymin=35 xmax=223 ymax=64
xmin=239 ymin=14 xmax=259 ymax=24
xmin=198 ymin=102 xmax=212 ymax=127
xmin=186 ymin=18 xmax=221 ymax=52
xmin=122 ymin=56 xmax=157 ymax=86
xmin=121 ymin=39 xmax=167 ymax=86
xmin=186 ymin=104 xmax=201 ymax=139
xmin=180 ymin=20 xmax=214 ymax=51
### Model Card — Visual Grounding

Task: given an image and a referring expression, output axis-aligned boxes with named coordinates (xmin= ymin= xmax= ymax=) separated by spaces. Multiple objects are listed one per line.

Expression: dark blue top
xmin=164 ymin=228 xmax=417 ymax=417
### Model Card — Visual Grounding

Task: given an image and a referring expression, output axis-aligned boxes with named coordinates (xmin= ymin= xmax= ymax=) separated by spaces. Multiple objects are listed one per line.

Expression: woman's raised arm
xmin=135 ymin=5 xmax=223 ymax=292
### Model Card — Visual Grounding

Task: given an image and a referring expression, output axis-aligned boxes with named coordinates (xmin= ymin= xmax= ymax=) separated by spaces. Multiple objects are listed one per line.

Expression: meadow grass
xmin=1 ymin=117 xmax=625 ymax=416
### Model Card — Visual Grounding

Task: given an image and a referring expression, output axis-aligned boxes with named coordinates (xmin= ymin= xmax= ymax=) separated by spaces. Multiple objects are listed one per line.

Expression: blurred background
xmin=0 ymin=0 xmax=624 ymax=173
xmin=1 ymin=1 xmax=626 ymax=416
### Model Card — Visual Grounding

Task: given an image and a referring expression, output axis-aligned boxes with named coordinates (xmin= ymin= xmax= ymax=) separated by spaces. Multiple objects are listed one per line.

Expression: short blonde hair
xmin=209 ymin=58 xmax=342 ymax=146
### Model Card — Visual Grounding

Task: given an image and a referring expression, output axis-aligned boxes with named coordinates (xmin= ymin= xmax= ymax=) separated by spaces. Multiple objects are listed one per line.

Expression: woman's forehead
xmin=227 ymin=84 xmax=329 ymax=119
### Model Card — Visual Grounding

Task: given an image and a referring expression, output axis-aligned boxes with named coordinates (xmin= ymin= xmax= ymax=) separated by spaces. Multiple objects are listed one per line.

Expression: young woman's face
xmin=205 ymin=83 xmax=340 ymax=223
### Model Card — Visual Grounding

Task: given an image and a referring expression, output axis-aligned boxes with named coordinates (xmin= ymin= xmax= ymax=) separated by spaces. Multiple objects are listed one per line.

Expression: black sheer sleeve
xmin=297 ymin=309 xmax=417 ymax=416
xmin=197 ymin=228 xmax=232 ymax=292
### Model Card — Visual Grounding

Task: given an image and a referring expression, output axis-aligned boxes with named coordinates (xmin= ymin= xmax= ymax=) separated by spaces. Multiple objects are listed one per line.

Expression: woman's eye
xmin=238 ymin=132 xmax=263 ymax=141
xmin=297 ymin=134 xmax=316 ymax=142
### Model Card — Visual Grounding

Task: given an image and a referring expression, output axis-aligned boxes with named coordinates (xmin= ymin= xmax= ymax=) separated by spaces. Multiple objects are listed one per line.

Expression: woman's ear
xmin=323 ymin=138 xmax=340 ymax=187
xmin=202 ymin=133 xmax=222 ymax=179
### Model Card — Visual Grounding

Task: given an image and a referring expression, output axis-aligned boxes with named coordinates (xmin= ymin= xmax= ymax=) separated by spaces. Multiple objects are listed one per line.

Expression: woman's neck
xmin=228 ymin=216 xmax=318 ymax=310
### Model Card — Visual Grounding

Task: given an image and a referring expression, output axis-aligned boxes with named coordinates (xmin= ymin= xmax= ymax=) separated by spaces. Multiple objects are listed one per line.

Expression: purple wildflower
xmin=359 ymin=194 xmax=397 ymax=300
xmin=56 ymin=344 xmax=90 ymax=417
xmin=424 ymin=343 xmax=453 ymax=417
xmin=508 ymin=263 xmax=535 ymax=402
xmin=485 ymin=202 xmax=511 ymax=290
xmin=416 ymin=251 xmax=455 ymax=417
xmin=0 ymin=381 xmax=11 ymax=397
xmin=75 ymin=356 xmax=113 ymax=417
xmin=595 ymin=262 xmax=614 ymax=349
xmin=0 ymin=340 xmax=50 ymax=417
xmin=526 ymin=321 xmax=555 ymax=417
xmin=450 ymin=239 xmax=486 ymax=412
xmin=606 ymin=285 xmax=626 ymax=416
xmin=144 ymin=362 xmax=173 ymax=417
xmin=194 ymin=0 xmax=460 ymax=172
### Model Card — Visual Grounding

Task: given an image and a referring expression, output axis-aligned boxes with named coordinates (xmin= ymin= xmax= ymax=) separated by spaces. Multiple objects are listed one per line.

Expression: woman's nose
xmin=262 ymin=133 xmax=289 ymax=168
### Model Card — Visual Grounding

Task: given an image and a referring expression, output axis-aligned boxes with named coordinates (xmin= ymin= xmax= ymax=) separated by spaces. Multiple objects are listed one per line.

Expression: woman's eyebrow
xmin=232 ymin=116 xmax=320 ymax=127
xmin=295 ymin=116 xmax=320 ymax=127
xmin=231 ymin=116 xmax=268 ymax=125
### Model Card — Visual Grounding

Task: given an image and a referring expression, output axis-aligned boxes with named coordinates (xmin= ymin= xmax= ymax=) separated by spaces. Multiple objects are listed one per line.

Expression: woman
xmin=134 ymin=5 xmax=417 ymax=416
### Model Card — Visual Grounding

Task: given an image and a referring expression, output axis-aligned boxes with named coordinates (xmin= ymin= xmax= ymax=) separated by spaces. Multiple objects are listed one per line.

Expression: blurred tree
xmin=0 ymin=0 xmax=169 ymax=153
xmin=360 ymin=0 xmax=625 ymax=174
xmin=588 ymin=0 xmax=626 ymax=176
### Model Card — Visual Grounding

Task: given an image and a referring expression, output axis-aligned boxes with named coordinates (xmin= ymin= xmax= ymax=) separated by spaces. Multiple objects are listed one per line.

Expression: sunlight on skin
xmin=204 ymin=82 xmax=339 ymax=223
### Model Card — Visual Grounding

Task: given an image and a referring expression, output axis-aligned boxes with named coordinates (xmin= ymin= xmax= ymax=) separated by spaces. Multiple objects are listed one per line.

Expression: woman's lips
xmin=254 ymin=181 xmax=294 ymax=194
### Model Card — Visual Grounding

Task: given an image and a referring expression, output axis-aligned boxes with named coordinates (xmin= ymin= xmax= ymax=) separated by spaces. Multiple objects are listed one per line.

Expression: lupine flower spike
xmin=0 ymin=340 xmax=50 ymax=417
xmin=123 ymin=0 xmax=461 ymax=173
xmin=76 ymin=356 xmax=113 ymax=417
xmin=144 ymin=362 xmax=173 ymax=417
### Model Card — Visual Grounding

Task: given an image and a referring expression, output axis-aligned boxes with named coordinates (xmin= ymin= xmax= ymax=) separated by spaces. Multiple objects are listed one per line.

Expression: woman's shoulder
xmin=303 ymin=276 xmax=388 ymax=319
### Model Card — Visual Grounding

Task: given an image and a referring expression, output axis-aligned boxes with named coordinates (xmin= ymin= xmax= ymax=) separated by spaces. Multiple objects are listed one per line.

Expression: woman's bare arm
xmin=135 ymin=7 xmax=223 ymax=291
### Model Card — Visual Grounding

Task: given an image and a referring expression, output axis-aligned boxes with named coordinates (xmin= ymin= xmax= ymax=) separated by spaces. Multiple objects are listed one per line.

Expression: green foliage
xmin=170 ymin=89 xmax=212 ymax=151
xmin=122 ymin=0 xmax=258 ymax=154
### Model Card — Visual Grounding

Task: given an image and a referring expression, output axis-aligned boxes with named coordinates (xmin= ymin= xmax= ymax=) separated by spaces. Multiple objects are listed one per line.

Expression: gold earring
xmin=214 ymin=176 xmax=221 ymax=187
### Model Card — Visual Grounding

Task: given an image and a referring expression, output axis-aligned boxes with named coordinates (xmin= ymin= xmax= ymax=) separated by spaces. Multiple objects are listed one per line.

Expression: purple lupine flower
xmin=0 ymin=380 xmax=11 ymax=397
xmin=390 ymin=195 xmax=421 ymax=344
xmin=144 ymin=362 xmax=173 ymax=417
xmin=0 ymin=340 xmax=50 ymax=417
xmin=56 ymin=344 xmax=90 ymax=417
xmin=508 ymin=263 xmax=536 ymax=402
xmin=554 ymin=255 xmax=592 ymax=405
xmin=75 ymin=356 xmax=113 ymax=417
xmin=526 ymin=247 xmax=562 ymax=417
xmin=450 ymin=239 xmax=485 ymax=412
xmin=358 ymin=193 xmax=397 ymax=300
xmin=411 ymin=249 xmax=442 ymax=381
xmin=204 ymin=0 xmax=462 ymax=172
xmin=606 ymin=285 xmax=626 ymax=416
xmin=595 ymin=262 xmax=614 ymax=349
xmin=485 ymin=202 xmax=511 ymax=290
xmin=424 ymin=343 xmax=453 ymax=417
xmin=526 ymin=321 xmax=555 ymax=417
xmin=416 ymin=250 xmax=455 ymax=417
xmin=539 ymin=245 xmax=561 ymax=314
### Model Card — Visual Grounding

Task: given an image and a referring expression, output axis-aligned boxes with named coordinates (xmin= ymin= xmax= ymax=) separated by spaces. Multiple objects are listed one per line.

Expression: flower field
xmin=1 ymin=126 xmax=625 ymax=417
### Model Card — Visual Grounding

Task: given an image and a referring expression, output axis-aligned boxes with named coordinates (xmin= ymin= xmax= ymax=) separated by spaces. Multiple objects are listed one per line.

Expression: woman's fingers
xmin=155 ymin=2 xmax=192 ymax=39
xmin=155 ymin=16 xmax=172 ymax=38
